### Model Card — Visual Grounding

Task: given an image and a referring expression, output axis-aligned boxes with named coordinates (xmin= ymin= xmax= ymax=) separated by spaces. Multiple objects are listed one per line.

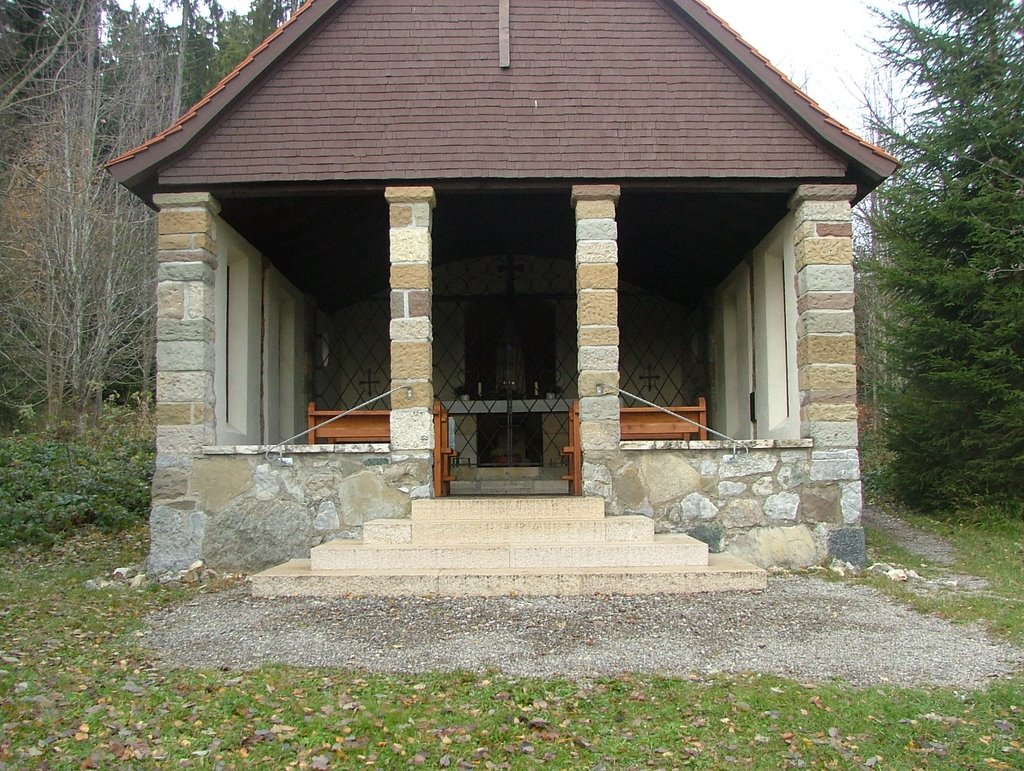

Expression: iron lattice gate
xmin=433 ymin=255 xmax=577 ymax=472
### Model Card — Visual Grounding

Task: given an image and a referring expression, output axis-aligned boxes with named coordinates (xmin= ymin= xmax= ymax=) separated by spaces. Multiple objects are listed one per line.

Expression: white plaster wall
xmin=752 ymin=216 xmax=800 ymax=439
xmin=711 ymin=261 xmax=754 ymax=439
xmin=262 ymin=266 xmax=307 ymax=444
xmin=215 ymin=224 xmax=263 ymax=445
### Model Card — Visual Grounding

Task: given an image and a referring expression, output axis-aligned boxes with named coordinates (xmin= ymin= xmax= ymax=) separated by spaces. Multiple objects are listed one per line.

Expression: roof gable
xmin=110 ymin=0 xmax=896 ymax=197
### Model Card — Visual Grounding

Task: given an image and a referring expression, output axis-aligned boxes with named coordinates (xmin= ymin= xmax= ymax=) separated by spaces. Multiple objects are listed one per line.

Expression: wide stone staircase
xmin=251 ymin=497 xmax=766 ymax=597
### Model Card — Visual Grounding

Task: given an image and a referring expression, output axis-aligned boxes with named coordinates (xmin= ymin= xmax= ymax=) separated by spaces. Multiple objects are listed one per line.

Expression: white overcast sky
xmin=205 ymin=0 xmax=901 ymax=133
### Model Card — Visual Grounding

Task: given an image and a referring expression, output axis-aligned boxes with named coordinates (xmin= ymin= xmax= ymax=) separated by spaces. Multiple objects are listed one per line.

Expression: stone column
xmin=148 ymin=192 xmax=220 ymax=571
xmin=789 ymin=184 xmax=864 ymax=564
xmin=572 ymin=185 xmax=621 ymax=500
xmin=386 ymin=186 xmax=435 ymax=461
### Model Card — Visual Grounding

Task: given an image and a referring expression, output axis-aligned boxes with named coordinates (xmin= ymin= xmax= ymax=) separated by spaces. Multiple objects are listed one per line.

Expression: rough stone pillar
xmin=148 ymin=192 xmax=220 ymax=571
xmin=789 ymin=184 xmax=864 ymax=564
xmin=573 ymin=185 xmax=621 ymax=501
xmin=386 ymin=186 xmax=435 ymax=462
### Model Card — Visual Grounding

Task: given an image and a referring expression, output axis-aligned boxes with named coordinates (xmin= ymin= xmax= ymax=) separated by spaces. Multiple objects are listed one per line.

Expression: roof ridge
xmin=685 ymin=0 xmax=896 ymax=165
xmin=107 ymin=0 xmax=322 ymax=168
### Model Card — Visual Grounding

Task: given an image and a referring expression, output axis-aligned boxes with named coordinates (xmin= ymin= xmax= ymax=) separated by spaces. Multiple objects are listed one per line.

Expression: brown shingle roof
xmin=109 ymin=0 xmax=896 ymax=197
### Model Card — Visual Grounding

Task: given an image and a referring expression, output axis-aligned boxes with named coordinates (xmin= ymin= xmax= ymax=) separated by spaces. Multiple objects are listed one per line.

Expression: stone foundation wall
xmin=596 ymin=442 xmax=865 ymax=568
xmin=148 ymin=447 xmax=426 ymax=573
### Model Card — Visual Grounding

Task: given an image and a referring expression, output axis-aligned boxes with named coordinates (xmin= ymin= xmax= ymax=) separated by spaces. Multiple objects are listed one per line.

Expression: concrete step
xmin=449 ymin=480 xmax=569 ymax=496
xmin=362 ymin=514 xmax=654 ymax=545
xmin=411 ymin=496 xmax=603 ymax=522
xmin=310 ymin=534 xmax=708 ymax=571
xmin=251 ymin=554 xmax=767 ymax=597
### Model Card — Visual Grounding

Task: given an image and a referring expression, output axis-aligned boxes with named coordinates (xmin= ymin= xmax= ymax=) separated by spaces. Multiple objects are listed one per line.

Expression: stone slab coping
xmin=620 ymin=439 xmax=814 ymax=451
xmin=202 ymin=443 xmax=390 ymax=455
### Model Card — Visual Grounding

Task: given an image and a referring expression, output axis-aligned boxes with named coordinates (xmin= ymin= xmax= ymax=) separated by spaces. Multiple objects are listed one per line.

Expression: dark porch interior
xmin=215 ymin=185 xmax=792 ymax=315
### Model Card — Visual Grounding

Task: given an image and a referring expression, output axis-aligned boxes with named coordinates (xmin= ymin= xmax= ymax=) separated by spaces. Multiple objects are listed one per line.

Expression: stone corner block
xmin=571 ymin=184 xmax=621 ymax=203
xmin=827 ymin=527 xmax=866 ymax=568
xmin=390 ymin=408 xmax=434 ymax=451
xmin=385 ymin=186 xmax=436 ymax=207
xmin=152 ymin=192 xmax=221 ymax=214
xmin=788 ymin=184 xmax=858 ymax=209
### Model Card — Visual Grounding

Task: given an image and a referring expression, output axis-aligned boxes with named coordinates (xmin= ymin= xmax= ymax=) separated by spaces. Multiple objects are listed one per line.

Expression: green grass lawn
xmin=1 ymin=526 xmax=1022 ymax=769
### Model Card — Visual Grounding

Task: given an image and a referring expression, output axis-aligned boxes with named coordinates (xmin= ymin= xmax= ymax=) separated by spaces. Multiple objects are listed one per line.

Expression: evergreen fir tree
xmin=870 ymin=0 xmax=1024 ymax=510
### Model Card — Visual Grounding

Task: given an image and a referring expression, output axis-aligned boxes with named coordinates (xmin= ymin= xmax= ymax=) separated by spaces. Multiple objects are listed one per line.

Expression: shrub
xmin=0 ymin=431 xmax=154 ymax=547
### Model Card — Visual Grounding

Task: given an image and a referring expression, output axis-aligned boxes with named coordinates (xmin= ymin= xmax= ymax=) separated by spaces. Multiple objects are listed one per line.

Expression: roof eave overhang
xmin=108 ymin=0 xmax=898 ymax=204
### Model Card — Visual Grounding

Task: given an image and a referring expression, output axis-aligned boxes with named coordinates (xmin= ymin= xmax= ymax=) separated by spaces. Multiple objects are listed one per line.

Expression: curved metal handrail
xmin=264 ymin=385 xmax=412 ymax=463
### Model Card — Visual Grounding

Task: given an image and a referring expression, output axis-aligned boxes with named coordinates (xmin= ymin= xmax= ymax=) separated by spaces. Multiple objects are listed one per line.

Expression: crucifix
xmin=359 ymin=369 xmax=380 ymax=398
xmin=499 ymin=0 xmax=510 ymax=68
xmin=639 ymin=364 xmax=661 ymax=394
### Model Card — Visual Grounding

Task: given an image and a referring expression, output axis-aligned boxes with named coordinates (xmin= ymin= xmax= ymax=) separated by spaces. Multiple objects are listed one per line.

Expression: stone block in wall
xmin=574 ymin=199 xmax=617 ymax=220
xmin=204 ymin=499 xmax=310 ymax=572
xmin=576 ymin=263 xmax=618 ymax=290
xmin=579 ymin=395 xmax=619 ymax=421
xmin=795 ymin=237 xmax=854 ymax=270
xmin=678 ymin=492 xmax=719 ymax=522
xmin=580 ymin=419 xmax=620 ymax=451
xmin=158 ymin=209 xmax=215 ymax=238
xmin=156 ymin=424 xmax=213 ymax=457
xmin=390 ymin=263 xmax=431 ymax=290
xmin=577 ymin=370 xmax=618 ymax=398
xmin=391 ymin=380 xmax=434 ymax=410
xmin=575 ymin=240 xmax=618 ymax=264
xmin=384 ymin=186 xmax=436 ymax=205
xmin=156 ymin=340 xmax=213 ymax=372
xmin=576 ymin=219 xmax=618 ymax=241
xmin=797 ymin=292 xmax=855 ymax=313
xmin=389 ymin=228 xmax=431 ymax=263
xmin=800 ymin=364 xmax=857 ymax=391
xmin=337 ymin=470 xmax=411 ymax=523
xmin=147 ymin=504 xmax=206 ymax=573
xmin=157 ymin=262 xmax=215 ymax=283
xmin=722 ymin=498 xmax=765 ymax=528
xmin=809 ymin=449 xmax=861 ymax=481
xmin=639 ymin=453 xmax=701 ymax=506
xmin=727 ymin=524 xmax=820 ymax=568
xmin=797 ymin=264 xmax=855 ymax=294
xmin=578 ymin=325 xmax=619 ymax=346
xmin=157 ymin=284 xmax=184 ymax=319
xmin=797 ymin=310 xmax=856 ymax=336
xmin=390 ymin=408 xmax=434 ymax=451
xmin=841 ymin=481 xmax=863 ymax=525
xmin=190 ymin=456 xmax=256 ymax=512
xmin=802 ymin=403 xmax=858 ymax=422
xmin=800 ymin=485 xmax=841 ymax=523
xmin=157 ymin=371 xmax=213 ymax=403
xmin=389 ymin=317 xmax=432 ymax=342
xmin=803 ymin=420 xmax=859 ymax=448
xmin=156 ymin=319 xmax=213 ymax=343
xmin=390 ymin=341 xmax=432 ymax=379
xmin=577 ymin=290 xmax=618 ymax=326
xmin=827 ymin=527 xmax=866 ymax=567
xmin=578 ymin=345 xmax=617 ymax=371
xmin=764 ymin=491 xmax=800 ymax=522
xmin=797 ymin=334 xmax=856 ymax=365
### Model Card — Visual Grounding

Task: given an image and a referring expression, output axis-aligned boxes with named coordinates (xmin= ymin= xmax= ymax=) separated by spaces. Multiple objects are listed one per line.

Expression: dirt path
xmin=861 ymin=504 xmax=958 ymax=565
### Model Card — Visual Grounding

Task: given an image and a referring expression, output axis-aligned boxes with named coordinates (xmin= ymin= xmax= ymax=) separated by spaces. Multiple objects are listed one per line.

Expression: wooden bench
xmin=306 ymin=402 xmax=390 ymax=444
xmin=620 ymin=397 xmax=708 ymax=441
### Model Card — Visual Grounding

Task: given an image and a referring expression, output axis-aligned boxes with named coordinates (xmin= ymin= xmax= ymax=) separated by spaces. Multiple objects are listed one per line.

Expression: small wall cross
xmin=359 ymin=369 xmax=380 ymax=398
xmin=639 ymin=364 xmax=661 ymax=394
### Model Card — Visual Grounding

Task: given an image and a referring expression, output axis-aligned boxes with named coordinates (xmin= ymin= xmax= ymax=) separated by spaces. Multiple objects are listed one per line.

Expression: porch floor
xmin=251 ymin=497 xmax=766 ymax=597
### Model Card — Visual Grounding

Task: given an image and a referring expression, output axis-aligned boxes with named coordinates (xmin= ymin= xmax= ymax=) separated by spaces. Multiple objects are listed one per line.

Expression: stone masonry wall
xmin=604 ymin=442 xmax=865 ymax=567
xmin=150 ymin=448 xmax=424 ymax=573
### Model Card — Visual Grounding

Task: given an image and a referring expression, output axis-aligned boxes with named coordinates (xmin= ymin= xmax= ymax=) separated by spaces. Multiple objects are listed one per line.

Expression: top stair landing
xmin=411 ymin=496 xmax=603 ymax=522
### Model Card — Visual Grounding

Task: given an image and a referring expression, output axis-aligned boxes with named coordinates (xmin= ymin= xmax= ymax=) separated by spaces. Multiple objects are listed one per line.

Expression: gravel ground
xmin=142 ymin=576 xmax=1024 ymax=689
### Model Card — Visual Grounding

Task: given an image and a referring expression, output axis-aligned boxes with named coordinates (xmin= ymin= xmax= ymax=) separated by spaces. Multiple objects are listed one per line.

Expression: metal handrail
xmin=264 ymin=385 xmax=412 ymax=463
xmin=600 ymin=384 xmax=750 ymax=458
